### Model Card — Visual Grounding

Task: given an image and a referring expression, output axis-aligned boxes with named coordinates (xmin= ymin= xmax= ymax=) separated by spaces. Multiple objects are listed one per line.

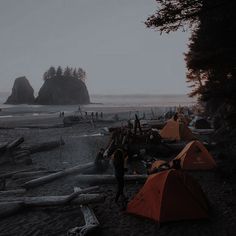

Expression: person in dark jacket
xmin=95 ymin=148 xmax=105 ymax=173
xmin=112 ymin=148 xmax=126 ymax=204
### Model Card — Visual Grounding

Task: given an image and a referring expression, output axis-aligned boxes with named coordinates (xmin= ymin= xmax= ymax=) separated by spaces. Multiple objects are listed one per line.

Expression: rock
xmin=5 ymin=77 xmax=35 ymax=104
xmin=35 ymin=77 xmax=90 ymax=105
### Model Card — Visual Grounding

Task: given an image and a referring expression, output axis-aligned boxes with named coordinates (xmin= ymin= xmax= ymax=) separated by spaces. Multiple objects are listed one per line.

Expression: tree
xmin=63 ymin=66 xmax=72 ymax=78
xmin=72 ymin=68 xmax=78 ymax=79
xmin=56 ymin=66 xmax=63 ymax=77
xmin=47 ymin=66 xmax=56 ymax=79
xmin=77 ymin=68 xmax=86 ymax=82
xmin=145 ymin=0 xmax=236 ymax=126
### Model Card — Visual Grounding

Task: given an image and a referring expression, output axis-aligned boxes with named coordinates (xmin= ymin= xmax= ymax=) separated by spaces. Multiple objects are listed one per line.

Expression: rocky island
xmin=5 ymin=66 xmax=90 ymax=105
xmin=5 ymin=76 xmax=35 ymax=104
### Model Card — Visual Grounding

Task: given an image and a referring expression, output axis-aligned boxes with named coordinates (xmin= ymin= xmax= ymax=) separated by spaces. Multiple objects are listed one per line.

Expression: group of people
xmin=59 ymin=111 xmax=65 ymax=117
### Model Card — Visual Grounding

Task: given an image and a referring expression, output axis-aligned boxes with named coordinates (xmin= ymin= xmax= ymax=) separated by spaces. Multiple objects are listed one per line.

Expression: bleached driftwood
xmin=0 ymin=189 xmax=26 ymax=196
xmin=68 ymin=205 xmax=100 ymax=236
xmin=68 ymin=187 xmax=100 ymax=236
xmin=23 ymin=162 xmax=94 ymax=189
xmin=0 ymin=186 xmax=103 ymax=218
xmin=75 ymin=174 xmax=147 ymax=185
xmin=12 ymin=170 xmax=56 ymax=179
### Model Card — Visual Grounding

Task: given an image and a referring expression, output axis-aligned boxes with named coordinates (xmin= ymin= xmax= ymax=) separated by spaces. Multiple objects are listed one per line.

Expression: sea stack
xmin=5 ymin=76 xmax=35 ymax=104
xmin=35 ymin=77 xmax=90 ymax=105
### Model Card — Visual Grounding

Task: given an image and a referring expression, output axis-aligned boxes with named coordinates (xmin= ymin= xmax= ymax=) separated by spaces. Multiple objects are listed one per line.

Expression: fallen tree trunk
xmin=7 ymin=137 xmax=24 ymax=150
xmin=0 ymin=194 xmax=103 ymax=218
xmin=12 ymin=170 xmax=56 ymax=179
xmin=28 ymin=139 xmax=65 ymax=154
xmin=75 ymin=174 xmax=147 ymax=184
xmin=22 ymin=162 xmax=94 ymax=189
xmin=68 ymin=187 xmax=100 ymax=236
xmin=0 ymin=189 xmax=26 ymax=196
xmin=68 ymin=205 xmax=100 ymax=236
xmin=0 ymin=142 xmax=8 ymax=153
xmin=0 ymin=201 xmax=23 ymax=218
xmin=0 ymin=168 xmax=36 ymax=179
xmin=0 ymin=186 xmax=103 ymax=218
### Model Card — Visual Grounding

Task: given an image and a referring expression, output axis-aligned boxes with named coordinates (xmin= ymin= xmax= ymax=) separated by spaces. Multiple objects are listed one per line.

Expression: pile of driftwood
xmin=0 ymin=137 xmax=65 ymax=165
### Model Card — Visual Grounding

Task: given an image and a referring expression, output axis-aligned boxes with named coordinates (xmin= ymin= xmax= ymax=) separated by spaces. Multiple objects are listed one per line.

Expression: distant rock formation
xmin=35 ymin=77 xmax=90 ymax=105
xmin=5 ymin=77 xmax=35 ymax=104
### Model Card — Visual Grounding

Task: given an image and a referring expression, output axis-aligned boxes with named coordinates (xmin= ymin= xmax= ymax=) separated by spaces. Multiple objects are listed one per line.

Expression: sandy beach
xmin=0 ymin=106 xmax=235 ymax=236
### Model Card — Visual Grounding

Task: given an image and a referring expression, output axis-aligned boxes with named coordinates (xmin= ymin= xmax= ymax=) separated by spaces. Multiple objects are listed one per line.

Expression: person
xmin=94 ymin=148 xmax=105 ymax=173
xmin=112 ymin=148 xmax=126 ymax=206
xmin=95 ymin=112 xmax=98 ymax=120
xmin=172 ymin=159 xmax=181 ymax=169
xmin=173 ymin=112 xmax=179 ymax=121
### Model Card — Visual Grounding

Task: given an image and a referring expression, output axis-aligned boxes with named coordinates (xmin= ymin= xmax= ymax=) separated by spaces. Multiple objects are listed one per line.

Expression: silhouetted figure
xmin=95 ymin=148 xmax=105 ymax=173
xmin=95 ymin=112 xmax=98 ymax=120
xmin=172 ymin=159 xmax=181 ymax=169
xmin=173 ymin=112 xmax=179 ymax=121
xmin=112 ymin=148 xmax=126 ymax=205
xmin=100 ymin=112 xmax=103 ymax=119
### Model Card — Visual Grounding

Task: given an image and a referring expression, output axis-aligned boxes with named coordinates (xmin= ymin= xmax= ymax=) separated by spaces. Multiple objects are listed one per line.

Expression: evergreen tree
xmin=43 ymin=71 xmax=49 ymax=81
xmin=77 ymin=68 xmax=86 ymax=82
xmin=64 ymin=66 xmax=72 ymax=78
xmin=56 ymin=66 xmax=63 ymax=77
xmin=47 ymin=66 xmax=56 ymax=79
xmin=145 ymin=0 xmax=236 ymax=126
xmin=73 ymin=68 xmax=78 ymax=79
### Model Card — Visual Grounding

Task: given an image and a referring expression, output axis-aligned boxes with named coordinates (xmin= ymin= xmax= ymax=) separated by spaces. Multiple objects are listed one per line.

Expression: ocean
xmin=0 ymin=93 xmax=196 ymax=117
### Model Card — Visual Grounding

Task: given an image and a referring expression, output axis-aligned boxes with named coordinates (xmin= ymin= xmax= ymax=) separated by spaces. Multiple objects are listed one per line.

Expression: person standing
xmin=112 ymin=148 xmax=126 ymax=205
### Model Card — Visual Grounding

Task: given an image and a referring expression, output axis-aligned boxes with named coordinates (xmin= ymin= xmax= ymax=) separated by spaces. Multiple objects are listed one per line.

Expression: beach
xmin=0 ymin=97 xmax=235 ymax=236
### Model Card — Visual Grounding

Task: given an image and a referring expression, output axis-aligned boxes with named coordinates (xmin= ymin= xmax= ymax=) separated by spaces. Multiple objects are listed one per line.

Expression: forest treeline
xmin=146 ymin=0 xmax=236 ymax=129
xmin=43 ymin=66 xmax=86 ymax=82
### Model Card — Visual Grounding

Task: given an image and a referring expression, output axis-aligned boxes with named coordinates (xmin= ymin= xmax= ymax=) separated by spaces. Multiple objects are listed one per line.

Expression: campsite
xmin=0 ymin=0 xmax=236 ymax=235
xmin=0 ymin=106 xmax=235 ymax=236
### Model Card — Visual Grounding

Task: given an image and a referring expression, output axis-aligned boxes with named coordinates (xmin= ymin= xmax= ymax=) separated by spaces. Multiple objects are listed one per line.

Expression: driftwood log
xmin=27 ymin=139 xmax=65 ymax=154
xmin=0 ymin=189 xmax=26 ymax=196
xmin=68 ymin=205 xmax=100 ymax=236
xmin=68 ymin=187 xmax=100 ymax=236
xmin=75 ymin=174 xmax=147 ymax=185
xmin=6 ymin=137 xmax=24 ymax=150
xmin=0 ymin=168 xmax=36 ymax=179
xmin=0 ymin=186 xmax=103 ymax=218
xmin=0 ymin=142 xmax=8 ymax=153
xmin=12 ymin=170 xmax=57 ymax=180
xmin=22 ymin=162 xmax=94 ymax=189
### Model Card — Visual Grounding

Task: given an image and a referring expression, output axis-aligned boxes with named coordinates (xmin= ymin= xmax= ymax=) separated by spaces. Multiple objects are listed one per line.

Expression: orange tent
xmin=171 ymin=140 xmax=216 ymax=170
xmin=149 ymin=160 xmax=169 ymax=172
xmin=127 ymin=170 xmax=209 ymax=223
xmin=160 ymin=118 xmax=195 ymax=141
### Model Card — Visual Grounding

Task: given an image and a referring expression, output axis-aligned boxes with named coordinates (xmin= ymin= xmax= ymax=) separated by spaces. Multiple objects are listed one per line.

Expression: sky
xmin=0 ymin=0 xmax=190 ymax=95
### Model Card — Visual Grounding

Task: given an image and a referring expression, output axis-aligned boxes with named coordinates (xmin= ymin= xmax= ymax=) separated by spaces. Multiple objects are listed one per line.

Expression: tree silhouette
xmin=56 ymin=66 xmax=63 ymax=77
xmin=145 ymin=0 xmax=236 ymax=126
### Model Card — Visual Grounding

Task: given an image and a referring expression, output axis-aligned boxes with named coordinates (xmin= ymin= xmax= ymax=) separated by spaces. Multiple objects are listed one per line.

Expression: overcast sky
xmin=0 ymin=0 xmax=190 ymax=95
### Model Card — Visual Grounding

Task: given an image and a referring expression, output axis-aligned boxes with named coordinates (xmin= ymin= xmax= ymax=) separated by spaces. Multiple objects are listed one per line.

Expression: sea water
xmin=0 ymin=93 xmax=196 ymax=117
